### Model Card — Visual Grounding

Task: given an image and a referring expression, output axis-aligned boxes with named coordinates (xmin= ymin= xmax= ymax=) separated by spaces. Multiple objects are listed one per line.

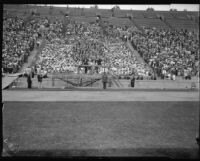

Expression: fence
xmin=11 ymin=75 xmax=103 ymax=89
xmin=10 ymin=74 xmax=199 ymax=90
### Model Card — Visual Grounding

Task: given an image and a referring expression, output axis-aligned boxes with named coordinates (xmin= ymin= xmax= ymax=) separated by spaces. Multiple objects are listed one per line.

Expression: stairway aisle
xmin=18 ymin=38 xmax=46 ymax=73
xmin=130 ymin=18 xmax=144 ymax=32
xmin=19 ymin=50 xmax=38 ymax=73
xmin=126 ymin=40 xmax=158 ymax=77
xmin=163 ymin=20 xmax=174 ymax=30
xmin=126 ymin=40 xmax=145 ymax=64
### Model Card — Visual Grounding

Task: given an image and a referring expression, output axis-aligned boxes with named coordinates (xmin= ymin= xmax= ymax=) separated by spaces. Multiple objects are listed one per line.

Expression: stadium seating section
xmin=166 ymin=19 xmax=199 ymax=31
xmin=2 ymin=5 xmax=199 ymax=80
xmin=133 ymin=18 xmax=170 ymax=29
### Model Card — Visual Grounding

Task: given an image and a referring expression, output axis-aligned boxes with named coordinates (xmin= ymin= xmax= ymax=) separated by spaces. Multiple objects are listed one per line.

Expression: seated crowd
xmin=36 ymin=18 xmax=153 ymax=79
xmin=130 ymin=26 xmax=199 ymax=80
xmin=3 ymin=13 xmax=198 ymax=82
xmin=2 ymin=15 xmax=40 ymax=75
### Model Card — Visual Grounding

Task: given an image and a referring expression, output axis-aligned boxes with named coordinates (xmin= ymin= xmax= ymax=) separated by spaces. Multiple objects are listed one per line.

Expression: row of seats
xmin=5 ymin=5 xmax=198 ymax=20
xmin=5 ymin=8 xmax=199 ymax=32
xmin=47 ymin=15 xmax=199 ymax=32
xmin=166 ymin=19 xmax=199 ymax=31
xmin=73 ymin=17 xmax=97 ymax=24
xmin=133 ymin=18 xmax=170 ymax=30
xmin=105 ymin=17 xmax=133 ymax=27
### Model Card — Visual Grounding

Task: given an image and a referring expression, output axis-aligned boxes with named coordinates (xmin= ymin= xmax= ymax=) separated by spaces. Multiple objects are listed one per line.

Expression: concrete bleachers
xmin=114 ymin=10 xmax=129 ymax=18
xmin=73 ymin=16 xmax=97 ymax=24
xmin=133 ymin=18 xmax=170 ymax=29
xmin=170 ymin=11 xmax=188 ymax=19
xmin=99 ymin=9 xmax=112 ymax=18
xmin=166 ymin=19 xmax=198 ymax=31
xmin=36 ymin=6 xmax=50 ymax=16
xmin=143 ymin=11 xmax=157 ymax=18
xmin=113 ymin=10 xmax=147 ymax=18
xmin=107 ymin=17 xmax=133 ymax=27
xmin=188 ymin=11 xmax=199 ymax=18
xmin=4 ymin=5 xmax=199 ymax=31
xmin=83 ymin=9 xmax=97 ymax=17
xmin=68 ymin=8 xmax=82 ymax=17
xmin=195 ymin=18 xmax=199 ymax=25
xmin=155 ymin=11 xmax=174 ymax=19
xmin=131 ymin=11 xmax=145 ymax=18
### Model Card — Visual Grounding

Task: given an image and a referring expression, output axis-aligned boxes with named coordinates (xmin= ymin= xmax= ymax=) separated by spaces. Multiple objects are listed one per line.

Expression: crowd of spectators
xmin=130 ymin=26 xmax=199 ymax=80
xmin=37 ymin=20 xmax=109 ymax=74
xmin=3 ymin=12 xmax=198 ymax=82
xmin=106 ymin=42 xmax=152 ymax=79
xmin=2 ymin=15 xmax=39 ymax=74
xmin=36 ymin=18 xmax=153 ymax=79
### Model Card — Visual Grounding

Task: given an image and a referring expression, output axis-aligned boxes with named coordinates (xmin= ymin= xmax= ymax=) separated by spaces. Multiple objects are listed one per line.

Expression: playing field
xmin=3 ymin=99 xmax=199 ymax=158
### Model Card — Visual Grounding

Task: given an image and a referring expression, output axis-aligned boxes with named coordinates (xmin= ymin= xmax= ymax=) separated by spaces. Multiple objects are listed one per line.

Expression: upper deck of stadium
xmin=3 ymin=4 xmax=199 ymax=32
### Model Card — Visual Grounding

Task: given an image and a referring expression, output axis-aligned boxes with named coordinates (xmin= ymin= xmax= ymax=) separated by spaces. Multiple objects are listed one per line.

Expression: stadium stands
xmin=155 ymin=11 xmax=174 ymax=19
xmin=2 ymin=16 xmax=37 ymax=74
xmin=68 ymin=8 xmax=82 ymax=17
xmin=83 ymin=9 xmax=97 ymax=17
xmin=186 ymin=11 xmax=199 ymax=19
xmin=73 ymin=16 xmax=97 ymax=23
xmin=166 ymin=19 xmax=199 ymax=31
xmin=130 ymin=26 xmax=199 ymax=79
xmin=106 ymin=17 xmax=133 ymax=27
xmin=2 ymin=5 xmax=199 ymax=83
xmin=131 ymin=10 xmax=145 ymax=18
xmin=114 ymin=10 xmax=130 ymax=18
xmin=133 ymin=18 xmax=170 ymax=29
xmin=99 ymin=9 xmax=112 ymax=18
xmin=143 ymin=11 xmax=157 ymax=18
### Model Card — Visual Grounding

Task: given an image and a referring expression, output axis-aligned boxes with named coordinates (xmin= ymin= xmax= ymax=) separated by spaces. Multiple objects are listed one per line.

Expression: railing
xmin=9 ymin=72 xmax=110 ymax=89
xmin=55 ymin=74 xmax=103 ymax=87
xmin=11 ymin=75 xmax=199 ymax=90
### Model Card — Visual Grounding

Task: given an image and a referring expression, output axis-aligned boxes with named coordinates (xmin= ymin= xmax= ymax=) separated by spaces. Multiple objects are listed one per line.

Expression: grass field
xmin=3 ymin=101 xmax=199 ymax=158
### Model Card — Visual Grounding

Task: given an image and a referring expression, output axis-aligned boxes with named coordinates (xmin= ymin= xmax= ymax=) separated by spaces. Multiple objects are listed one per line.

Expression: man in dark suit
xmin=131 ymin=75 xmax=135 ymax=88
xmin=102 ymin=72 xmax=108 ymax=89
xmin=27 ymin=74 xmax=32 ymax=89
xmin=31 ymin=67 xmax=35 ymax=78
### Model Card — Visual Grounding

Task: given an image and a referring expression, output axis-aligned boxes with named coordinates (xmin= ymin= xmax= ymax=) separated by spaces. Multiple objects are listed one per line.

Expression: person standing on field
xmin=37 ymin=67 xmax=43 ymax=88
xmin=27 ymin=74 xmax=32 ymax=89
xmin=102 ymin=72 xmax=108 ymax=89
xmin=131 ymin=75 xmax=135 ymax=87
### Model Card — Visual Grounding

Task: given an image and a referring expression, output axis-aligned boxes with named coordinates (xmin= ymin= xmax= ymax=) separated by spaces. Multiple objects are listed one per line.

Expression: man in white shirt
xmin=43 ymin=69 xmax=47 ymax=78
xmin=162 ymin=69 xmax=166 ymax=78
xmin=167 ymin=73 xmax=171 ymax=80
xmin=172 ymin=74 xmax=176 ymax=80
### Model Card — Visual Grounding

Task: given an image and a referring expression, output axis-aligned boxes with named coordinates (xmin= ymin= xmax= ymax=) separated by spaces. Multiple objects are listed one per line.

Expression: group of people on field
xmin=23 ymin=66 xmax=47 ymax=89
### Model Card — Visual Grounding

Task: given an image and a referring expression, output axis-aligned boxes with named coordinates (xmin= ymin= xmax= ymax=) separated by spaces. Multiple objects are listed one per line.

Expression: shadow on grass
xmin=3 ymin=148 xmax=199 ymax=159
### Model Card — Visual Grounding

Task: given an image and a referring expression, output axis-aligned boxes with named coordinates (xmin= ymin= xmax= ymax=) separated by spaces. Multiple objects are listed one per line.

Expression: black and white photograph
xmin=1 ymin=3 xmax=199 ymax=159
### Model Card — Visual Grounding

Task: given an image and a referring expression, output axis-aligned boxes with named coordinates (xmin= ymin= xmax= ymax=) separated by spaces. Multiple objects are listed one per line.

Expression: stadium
xmin=2 ymin=4 xmax=199 ymax=158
